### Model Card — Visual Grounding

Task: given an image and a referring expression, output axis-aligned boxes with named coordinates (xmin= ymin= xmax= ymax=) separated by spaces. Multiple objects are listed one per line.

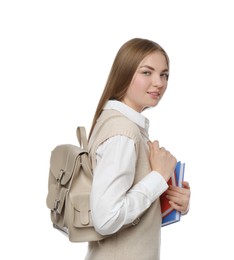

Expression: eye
xmin=161 ymin=72 xmax=169 ymax=80
xmin=142 ymin=70 xmax=151 ymax=76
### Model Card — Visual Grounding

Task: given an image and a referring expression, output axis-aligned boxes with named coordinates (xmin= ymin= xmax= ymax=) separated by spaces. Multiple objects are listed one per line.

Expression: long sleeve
xmin=90 ymin=135 xmax=168 ymax=236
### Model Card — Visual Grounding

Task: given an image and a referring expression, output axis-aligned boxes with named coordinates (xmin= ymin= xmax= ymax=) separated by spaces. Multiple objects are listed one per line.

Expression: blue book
xmin=160 ymin=162 xmax=185 ymax=227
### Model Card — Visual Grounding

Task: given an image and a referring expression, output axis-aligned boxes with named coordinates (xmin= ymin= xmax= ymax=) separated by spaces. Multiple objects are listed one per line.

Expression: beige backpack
xmin=46 ymin=127 xmax=105 ymax=242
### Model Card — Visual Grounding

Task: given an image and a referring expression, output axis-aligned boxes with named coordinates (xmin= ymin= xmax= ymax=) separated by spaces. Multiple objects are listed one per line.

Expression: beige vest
xmin=86 ymin=110 xmax=162 ymax=260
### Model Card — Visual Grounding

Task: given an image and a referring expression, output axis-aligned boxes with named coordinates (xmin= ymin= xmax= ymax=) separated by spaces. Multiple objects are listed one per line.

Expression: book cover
xmin=160 ymin=161 xmax=185 ymax=227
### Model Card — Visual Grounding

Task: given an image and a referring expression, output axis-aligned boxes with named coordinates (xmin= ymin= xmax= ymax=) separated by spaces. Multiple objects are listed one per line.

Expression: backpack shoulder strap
xmin=76 ymin=126 xmax=88 ymax=151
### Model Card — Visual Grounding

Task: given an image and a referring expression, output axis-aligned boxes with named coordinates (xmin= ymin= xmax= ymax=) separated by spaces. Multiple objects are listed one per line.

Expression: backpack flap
xmin=70 ymin=193 xmax=93 ymax=228
xmin=46 ymin=184 xmax=67 ymax=214
xmin=50 ymin=144 xmax=83 ymax=186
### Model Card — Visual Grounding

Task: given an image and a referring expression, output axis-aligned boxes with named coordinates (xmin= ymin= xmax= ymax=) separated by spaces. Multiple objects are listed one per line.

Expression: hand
xmin=165 ymin=181 xmax=191 ymax=214
xmin=148 ymin=140 xmax=177 ymax=182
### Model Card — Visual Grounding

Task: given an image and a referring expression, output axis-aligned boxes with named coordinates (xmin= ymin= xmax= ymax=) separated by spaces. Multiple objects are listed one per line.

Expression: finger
xmin=166 ymin=194 xmax=182 ymax=204
xmin=152 ymin=140 xmax=160 ymax=150
xmin=168 ymin=186 xmax=191 ymax=198
xmin=167 ymin=185 xmax=185 ymax=194
xmin=169 ymin=201 xmax=185 ymax=213
xmin=182 ymin=181 xmax=190 ymax=190
xmin=160 ymin=147 xmax=166 ymax=153
xmin=165 ymin=189 xmax=181 ymax=198
xmin=147 ymin=141 xmax=152 ymax=150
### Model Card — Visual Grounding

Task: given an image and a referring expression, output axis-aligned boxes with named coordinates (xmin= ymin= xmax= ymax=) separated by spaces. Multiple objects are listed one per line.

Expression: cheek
xmin=126 ymin=75 xmax=150 ymax=100
xmin=161 ymin=85 xmax=168 ymax=96
xmin=134 ymin=75 xmax=148 ymax=85
xmin=132 ymin=77 xmax=149 ymax=93
xmin=127 ymin=79 xmax=141 ymax=96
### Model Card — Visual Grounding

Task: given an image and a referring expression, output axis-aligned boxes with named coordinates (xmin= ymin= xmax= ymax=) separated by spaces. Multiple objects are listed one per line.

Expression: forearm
xmin=91 ymin=171 xmax=168 ymax=235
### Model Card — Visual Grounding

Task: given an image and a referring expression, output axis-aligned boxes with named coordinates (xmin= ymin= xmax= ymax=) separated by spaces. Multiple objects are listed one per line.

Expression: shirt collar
xmin=103 ymin=100 xmax=150 ymax=133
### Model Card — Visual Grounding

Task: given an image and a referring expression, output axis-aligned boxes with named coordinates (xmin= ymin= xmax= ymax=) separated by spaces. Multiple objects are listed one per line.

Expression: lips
xmin=147 ymin=91 xmax=160 ymax=98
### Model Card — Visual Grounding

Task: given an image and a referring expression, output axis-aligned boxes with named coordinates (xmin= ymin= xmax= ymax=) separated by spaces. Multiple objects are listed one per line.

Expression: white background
xmin=1 ymin=0 xmax=233 ymax=259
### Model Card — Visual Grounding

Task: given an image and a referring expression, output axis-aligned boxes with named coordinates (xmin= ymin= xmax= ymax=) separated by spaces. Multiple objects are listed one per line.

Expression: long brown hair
xmin=89 ymin=38 xmax=169 ymax=139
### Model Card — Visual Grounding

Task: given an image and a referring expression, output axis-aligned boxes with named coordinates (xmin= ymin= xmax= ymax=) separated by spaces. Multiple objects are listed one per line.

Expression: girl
xmin=85 ymin=38 xmax=190 ymax=260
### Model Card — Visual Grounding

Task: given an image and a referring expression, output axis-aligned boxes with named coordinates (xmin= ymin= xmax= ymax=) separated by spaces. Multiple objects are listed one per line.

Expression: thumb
xmin=182 ymin=181 xmax=190 ymax=190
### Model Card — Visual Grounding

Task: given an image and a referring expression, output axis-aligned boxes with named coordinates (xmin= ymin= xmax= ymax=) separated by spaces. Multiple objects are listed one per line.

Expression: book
xmin=160 ymin=161 xmax=185 ymax=227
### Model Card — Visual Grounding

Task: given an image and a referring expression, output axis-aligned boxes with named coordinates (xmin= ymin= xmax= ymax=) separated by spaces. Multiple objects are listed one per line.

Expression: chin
xmin=142 ymin=105 xmax=155 ymax=111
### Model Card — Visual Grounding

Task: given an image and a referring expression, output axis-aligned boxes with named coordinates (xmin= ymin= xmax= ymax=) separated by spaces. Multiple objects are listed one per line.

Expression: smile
xmin=147 ymin=91 xmax=160 ymax=99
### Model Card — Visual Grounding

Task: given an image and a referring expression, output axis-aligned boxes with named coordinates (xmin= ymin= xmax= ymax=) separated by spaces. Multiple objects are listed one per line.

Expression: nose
xmin=152 ymin=74 xmax=164 ymax=88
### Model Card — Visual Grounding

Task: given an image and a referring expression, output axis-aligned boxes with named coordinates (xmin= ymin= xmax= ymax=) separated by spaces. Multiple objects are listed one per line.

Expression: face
xmin=122 ymin=51 xmax=169 ymax=112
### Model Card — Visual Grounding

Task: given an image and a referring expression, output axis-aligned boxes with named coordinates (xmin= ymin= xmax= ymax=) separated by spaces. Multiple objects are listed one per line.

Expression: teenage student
xmin=85 ymin=38 xmax=191 ymax=260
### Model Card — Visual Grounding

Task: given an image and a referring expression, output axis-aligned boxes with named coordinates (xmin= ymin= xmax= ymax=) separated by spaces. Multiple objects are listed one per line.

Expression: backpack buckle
xmin=56 ymin=169 xmax=65 ymax=183
xmin=132 ymin=217 xmax=140 ymax=226
xmin=53 ymin=199 xmax=60 ymax=213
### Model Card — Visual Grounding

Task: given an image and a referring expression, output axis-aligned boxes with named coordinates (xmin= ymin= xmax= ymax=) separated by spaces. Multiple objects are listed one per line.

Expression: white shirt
xmin=90 ymin=100 xmax=168 ymax=236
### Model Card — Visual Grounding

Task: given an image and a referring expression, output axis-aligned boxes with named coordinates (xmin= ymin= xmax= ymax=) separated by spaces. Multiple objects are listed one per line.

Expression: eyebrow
xmin=140 ymin=65 xmax=154 ymax=70
xmin=139 ymin=65 xmax=169 ymax=72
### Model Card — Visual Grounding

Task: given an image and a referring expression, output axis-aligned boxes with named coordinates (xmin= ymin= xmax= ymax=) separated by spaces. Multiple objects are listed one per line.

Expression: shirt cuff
xmin=139 ymin=171 xmax=168 ymax=202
